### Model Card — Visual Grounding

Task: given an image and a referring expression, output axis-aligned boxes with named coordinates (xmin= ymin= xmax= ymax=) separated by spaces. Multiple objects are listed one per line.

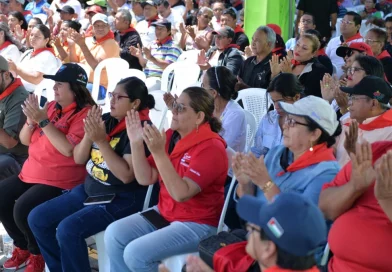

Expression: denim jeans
xmin=86 ymin=83 xmax=107 ymax=102
xmin=0 ymin=154 xmax=23 ymax=181
xmin=28 ymin=184 xmax=146 ymax=272
xmin=104 ymin=206 xmax=217 ymax=272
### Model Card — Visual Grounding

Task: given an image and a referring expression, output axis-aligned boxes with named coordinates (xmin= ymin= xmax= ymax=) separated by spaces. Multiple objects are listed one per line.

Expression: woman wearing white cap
xmin=234 ymin=95 xmax=342 ymax=207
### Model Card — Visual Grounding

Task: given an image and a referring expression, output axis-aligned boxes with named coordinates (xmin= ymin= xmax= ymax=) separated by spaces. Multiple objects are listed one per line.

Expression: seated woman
xmin=7 ymin=24 xmax=60 ymax=93
xmin=251 ymin=73 xmax=301 ymax=158
xmin=28 ymin=77 xmax=155 ymax=272
xmin=272 ymin=33 xmax=330 ymax=98
xmin=8 ymin=11 xmax=28 ymax=43
xmin=0 ymin=63 xmax=95 ymax=271
xmin=0 ymin=22 xmax=21 ymax=64
xmin=305 ymin=29 xmax=333 ymax=75
xmin=105 ymin=87 xmax=228 ymax=271
xmin=52 ymin=20 xmax=82 ymax=63
xmin=234 ymin=95 xmax=341 ymax=206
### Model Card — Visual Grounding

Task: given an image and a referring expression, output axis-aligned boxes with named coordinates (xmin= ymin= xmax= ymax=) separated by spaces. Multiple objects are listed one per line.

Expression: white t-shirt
xmin=0 ymin=44 xmax=21 ymax=64
xmin=285 ymin=37 xmax=296 ymax=51
xmin=325 ymin=35 xmax=363 ymax=79
xmin=162 ymin=11 xmax=184 ymax=44
xmin=172 ymin=5 xmax=186 ymax=17
xmin=18 ymin=50 xmax=60 ymax=93
xmin=136 ymin=20 xmax=156 ymax=47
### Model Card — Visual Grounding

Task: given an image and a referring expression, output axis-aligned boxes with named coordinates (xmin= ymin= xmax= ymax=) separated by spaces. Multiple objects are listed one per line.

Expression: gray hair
xmin=0 ymin=23 xmax=22 ymax=50
xmin=256 ymin=26 xmax=276 ymax=50
xmin=117 ymin=9 xmax=133 ymax=25
xmin=197 ymin=7 xmax=213 ymax=18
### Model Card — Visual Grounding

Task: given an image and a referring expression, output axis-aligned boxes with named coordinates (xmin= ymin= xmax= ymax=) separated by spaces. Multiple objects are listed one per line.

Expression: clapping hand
xmin=269 ymin=54 xmax=281 ymax=78
xmin=142 ymin=46 xmax=153 ymax=60
xmin=186 ymin=25 xmax=196 ymax=39
xmin=242 ymin=154 xmax=272 ymax=188
xmin=14 ymin=25 xmax=25 ymax=41
xmin=21 ymin=94 xmax=48 ymax=124
xmin=125 ymin=110 xmax=144 ymax=144
xmin=163 ymin=92 xmax=177 ymax=110
xmin=244 ymin=46 xmax=253 ymax=59
xmin=232 ymin=152 xmax=251 ymax=186
xmin=68 ymin=28 xmax=85 ymax=46
xmin=83 ymin=106 xmax=106 ymax=144
xmin=375 ymin=150 xmax=392 ymax=201
xmin=320 ymin=74 xmax=339 ymax=103
xmin=344 ymin=120 xmax=358 ymax=156
xmin=279 ymin=55 xmax=293 ymax=73
xmin=129 ymin=43 xmax=142 ymax=58
xmin=142 ymin=124 xmax=166 ymax=155
xmin=349 ymin=141 xmax=375 ymax=193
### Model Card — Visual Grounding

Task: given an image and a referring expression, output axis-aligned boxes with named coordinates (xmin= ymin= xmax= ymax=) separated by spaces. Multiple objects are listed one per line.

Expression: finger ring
xmin=325 ymin=84 xmax=329 ymax=87
xmin=149 ymin=138 xmax=153 ymax=141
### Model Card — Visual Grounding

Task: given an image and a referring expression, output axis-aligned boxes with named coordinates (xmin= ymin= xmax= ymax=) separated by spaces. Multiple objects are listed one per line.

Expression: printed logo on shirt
xmin=180 ymin=153 xmax=191 ymax=167
xmin=87 ymin=137 xmax=120 ymax=184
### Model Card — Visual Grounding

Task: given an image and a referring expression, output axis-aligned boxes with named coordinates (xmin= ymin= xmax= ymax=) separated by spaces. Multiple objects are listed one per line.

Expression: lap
xmin=0 ymin=175 xmax=31 ymax=207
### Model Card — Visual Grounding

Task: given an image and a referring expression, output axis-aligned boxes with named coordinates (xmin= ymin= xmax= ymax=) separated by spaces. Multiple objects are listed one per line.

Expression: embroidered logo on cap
xmin=267 ymin=217 xmax=284 ymax=238
xmin=373 ymin=90 xmax=385 ymax=101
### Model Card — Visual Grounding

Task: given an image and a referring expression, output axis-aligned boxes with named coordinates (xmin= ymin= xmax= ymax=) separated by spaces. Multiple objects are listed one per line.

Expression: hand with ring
xmin=142 ymin=124 xmax=166 ymax=156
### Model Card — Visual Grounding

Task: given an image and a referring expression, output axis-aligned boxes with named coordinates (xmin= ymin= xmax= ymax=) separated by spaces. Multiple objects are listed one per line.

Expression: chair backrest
xmin=149 ymin=90 xmax=170 ymax=130
xmin=120 ymin=69 xmax=147 ymax=82
xmin=235 ymin=88 xmax=271 ymax=125
xmin=332 ymin=64 xmax=337 ymax=75
xmin=160 ymin=61 xmax=200 ymax=94
xmin=243 ymin=110 xmax=257 ymax=153
xmin=177 ymin=50 xmax=199 ymax=63
xmin=34 ymin=14 xmax=47 ymax=24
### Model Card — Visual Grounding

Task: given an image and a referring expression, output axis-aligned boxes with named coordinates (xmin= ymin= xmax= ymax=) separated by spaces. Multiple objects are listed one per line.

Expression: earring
xmin=196 ymin=123 xmax=199 ymax=133
xmin=309 ymin=141 xmax=314 ymax=152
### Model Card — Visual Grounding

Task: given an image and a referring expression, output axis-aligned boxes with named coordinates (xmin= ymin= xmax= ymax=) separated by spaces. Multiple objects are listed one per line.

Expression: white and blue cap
xmin=237 ymin=192 xmax=327 ymax=257
xmin=278 ymin=95 xmax=339 ymax=136
xmin=43 ymin=63 xmax=88 ymax=86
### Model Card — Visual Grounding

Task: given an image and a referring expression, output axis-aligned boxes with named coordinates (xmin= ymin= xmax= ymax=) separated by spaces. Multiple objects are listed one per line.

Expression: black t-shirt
xmin=234 ymin=32 xmax=250 ymax=52
xmin=84 ymin=113 xmax=150 ymax=196
xmin=238 ymin=54 xmax=272 ymax=89
xmin=115 ymin=30 xmax=143 ymax=71
xmin=297 ymin=0 xmax=338 ymax=39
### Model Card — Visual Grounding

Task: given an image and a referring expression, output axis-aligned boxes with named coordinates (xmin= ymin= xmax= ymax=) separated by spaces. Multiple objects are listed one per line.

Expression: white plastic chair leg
xmin=162 ymin=252 xmax=199 ymax=272
xmin=94 ymin=231 xmax=110 ymax=272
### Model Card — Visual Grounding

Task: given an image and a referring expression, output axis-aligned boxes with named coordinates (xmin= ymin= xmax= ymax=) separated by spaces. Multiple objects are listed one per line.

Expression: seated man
xmin=136 ymin=0 xmax=159 ymax=47
xmin=0 ymin=56 xmax=28 ymax=181
xmin=319 ymin=141 xmax=392 ymax=271
xmin=157 ymin=0 xmax=184 ymax=44
xmin=25 ymin=0 xmax=50 ymax=17
xmin=335 ymin=76 xmax=392 ymax=166
xmin=114 ymin=9 xmax=143 ymax=70
xmin=68 ymin=13 xmax=120 ymax=103
xmin=286 ymin=13 xmax=316 ymax=51
xmin=130 ymin=19 xmax=181 ymax=91
xmin=220 ymin=8 xmax=249 ymax=51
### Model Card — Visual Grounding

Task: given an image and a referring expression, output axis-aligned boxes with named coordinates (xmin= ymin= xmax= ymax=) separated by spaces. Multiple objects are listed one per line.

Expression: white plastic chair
xmin=243 ymin=110 xmax=257 ymax=153
xmin=160 ymin=61 xmax=200 ymax=93
xmin=320 ymin=243 xmax=330 ymax=266
xmin=149 ymin=90 xmax=170 ymax=130
xmin=161 ymin=147 xmax=236 ymax=271
xmin=332 ymin=64 xmax=337 ymax=75
xmin=177 ymin=50 xmax=200 ymax=63
xmin=120 ymin=68 xmax=147 ymax=82
xmin=235 ymin=88 xmax=271 ymax=125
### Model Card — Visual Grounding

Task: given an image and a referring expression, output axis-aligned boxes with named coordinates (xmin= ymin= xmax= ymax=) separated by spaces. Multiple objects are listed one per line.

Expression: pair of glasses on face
xmin=171 ymin=100 xmax=188 ymax=113
xmin=300 ymin=19 xmax=313 ymax=24
xmin=341 ymin=19 xmax=354 ymax=25
xmin=108 ymin=92 xmax=129 ymax=101
xmin=284 ymin=116 xmax=309 ymax=128
xmin=347 ymin=66 xmax=366 ymax=75
xmin=365 ymin=38 xmax=381 ymax=44
xmin=246 ymin=223 xmax=261 ymax=238
xmin=348 ymin=95 xmax=370 ymax=102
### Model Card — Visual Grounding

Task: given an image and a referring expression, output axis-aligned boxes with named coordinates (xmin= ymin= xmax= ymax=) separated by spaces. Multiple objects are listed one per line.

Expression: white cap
xmin=278 ymin=96 xmax=339 ymax=136
xmin=92 ymin=13 xmax=108 ymax=25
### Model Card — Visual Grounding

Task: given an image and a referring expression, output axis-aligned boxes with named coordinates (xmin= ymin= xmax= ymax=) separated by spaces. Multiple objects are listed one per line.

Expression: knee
xmin=13 ymin=199 xmax=30 ymax=229
xmin=123 ymin=242 xmax=144 ymax=271
xmin=104 ymin=222 xmax=120 ymax=253
xmin=27 ymin=205 xmax=43 ymax=233
xmin=55 ymin=217 xmax=78 ymax=244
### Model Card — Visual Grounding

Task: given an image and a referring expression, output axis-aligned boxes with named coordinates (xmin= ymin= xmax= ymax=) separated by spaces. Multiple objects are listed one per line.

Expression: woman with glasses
xmin=105 ymin=87 xmax=228 ymax=271
xmin=234 ymin=94 xmax=341 ymax=207
xmin=28 ymin=77 xmax=155 ymax=272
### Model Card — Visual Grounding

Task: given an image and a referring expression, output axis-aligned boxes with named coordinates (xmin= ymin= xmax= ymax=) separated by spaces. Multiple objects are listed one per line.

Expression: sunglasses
xmin=171 ymin=101 xmax=188 ymax=113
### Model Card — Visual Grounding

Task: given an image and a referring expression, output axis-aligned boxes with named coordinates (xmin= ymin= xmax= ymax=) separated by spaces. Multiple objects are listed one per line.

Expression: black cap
xmin=212 ymin=26 xmax=235 ymax=39
xmin=151 ymin=18 xmax=171 ymax=30
xmin=340 ymin=76 xmax=392 ymax=104
xmin=57 ymin=5 xmax=75 ymax=14
xmin=43 ymin=63 xmax=88 ymax=86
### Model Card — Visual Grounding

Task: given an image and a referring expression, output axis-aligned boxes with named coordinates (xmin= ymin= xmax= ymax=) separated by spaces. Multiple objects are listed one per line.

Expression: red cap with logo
xmin=336 ymin=42 xmax=374 ymax=58
xmin=267 ymin=24 xmax=282 ymax=36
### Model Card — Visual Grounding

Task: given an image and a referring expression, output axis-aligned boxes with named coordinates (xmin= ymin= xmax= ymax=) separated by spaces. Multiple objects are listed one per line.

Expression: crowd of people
xmin=0 ymin=0 xmax=391 ymax=272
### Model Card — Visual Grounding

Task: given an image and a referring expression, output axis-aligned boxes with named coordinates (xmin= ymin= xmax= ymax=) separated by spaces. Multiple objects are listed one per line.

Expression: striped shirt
xmin=144 ymin=39 xmax=182 ymax=78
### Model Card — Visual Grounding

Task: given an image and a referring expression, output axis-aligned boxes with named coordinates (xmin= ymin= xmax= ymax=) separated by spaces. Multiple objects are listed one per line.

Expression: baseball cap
xmin=336 ymin=42 xmax=373 ymax=58
xmin=0 ymin=0 xmax=9 ymax=4
xmin=151 ymin=18 xmax=171 ymax=30
xmin=92 ymin=13 xmax=109 ymax=24
xmin=0 ymin=55 xmax=9 ymax=72
xmin=86 ymin=0 xmax=107 ymax=7
xmin=267 ymin=24 xmax=282 ymax=36
xmin=56 ymin=5 xmax=75 ymax=14
xmin=212 ymin=26 xmax=235 ymax=39
xmin=142 ymin=0 xmax=158 ymax=7
xmin=278 ymin=96 xmax=339 ymax=136
xmin=85 ymin=5 xmax=104 ymax=14
xmin=43 ymin=63 xmax=88 ymax=86
xmin=340 ymin=75 xmax=392 ymax=104
xmin=237 ymin=193 xmax=327 ymax=257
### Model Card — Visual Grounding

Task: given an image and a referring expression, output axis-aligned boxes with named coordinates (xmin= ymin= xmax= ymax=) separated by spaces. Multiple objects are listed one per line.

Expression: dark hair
xmin=63 ymin=20 xmax=82 ymax=33
xmin=267 ymin=73 xmax=302 ymax=99
xmin=222 ymin=8 xmax=236 ymax=20
xmin=302 ymin=13 xmax=315 ymax=24
xmin=34 ymin=24 xmax=52 ymax=48
xmin=305 ymin=29 xmax=327 ymax=49
xmin=183 ymin=87 xmax=222 ymax=133
xmin=30 ymin=17 xmax=43 ymax=25
xmin=9 ymin=11 xmax=28 ymax=31
xmin=369 ymin=27 xmax=387 ymax=46
xmin=259 ymin=229 xmax=316 ymax=270
xmin=117 ymin=77 xmax=155 ymax=110
xmin=345 ymin=11 xmax=362 ymax=27
xmin=354 ymin=55 xmax=385 ymax=78
xmin=305 ymin=117 xmax=342 ymax=148
xmin=275 ymin=34 xmax=286 ymax=50
xmin=205 ymin=66 xmax=238 ymax=100
xmin=158 ymin=0 xmax=170 ymax=8
xmin=69 ymin=82 xmax=97 ymax=111
xmin=385 ymin=16 xmax=392 ymax=23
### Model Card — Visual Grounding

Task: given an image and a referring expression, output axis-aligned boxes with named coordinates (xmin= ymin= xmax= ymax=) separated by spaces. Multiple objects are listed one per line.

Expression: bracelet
xmin=25 ymin=121 xmax=36 ymax=131
xmin=261 ymin=180 xmax=274 ymax=193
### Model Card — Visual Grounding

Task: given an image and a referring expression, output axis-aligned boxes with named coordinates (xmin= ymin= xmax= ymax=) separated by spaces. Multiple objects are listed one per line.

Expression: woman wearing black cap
xmin=0 ymin=63 xmax=95 ymax=271
xmin=28 ymin=77 xmax=156 ymax=272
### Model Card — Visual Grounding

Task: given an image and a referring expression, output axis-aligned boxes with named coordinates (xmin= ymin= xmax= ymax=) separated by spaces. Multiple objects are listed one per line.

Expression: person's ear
xmin=260 ymin=240 xmax=277 ymax=261
xmin=293 ymin=93 xmax=301 ymax=101
xmin=195 ymin=111 xmax=206 ymax=126
xmin=310 ymin=128 xmax=323 ymax=144
xmin=131 ymin=98 xmax=141 ymax=110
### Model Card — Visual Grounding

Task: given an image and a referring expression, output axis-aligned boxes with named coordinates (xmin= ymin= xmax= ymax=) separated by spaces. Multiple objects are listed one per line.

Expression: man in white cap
xmin=68 ymin=13 xmax=120 ymax=103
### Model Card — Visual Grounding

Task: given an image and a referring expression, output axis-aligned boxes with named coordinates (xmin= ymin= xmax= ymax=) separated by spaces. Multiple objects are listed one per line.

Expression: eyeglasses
xmin=365 ymin=38 xmax=381 ymax=44
xmin=300 ymin=19 xmax=313 ymax=24
xmin=347 ymin=66 xmax=366 ymax=75
xmin=171 ymin=100 xmax=188 ymax=113
xmin=201 ymin=15 xmax=211 ymax=20
xmin=213 ymin=8 xmax=223 ymax=12
xmin=108 ymin=92 xmax=129 ymax=101
xmin=246 ymin=224 xmax=261 ymax=237
xmin=342 ymin=19 xmax=355 ymax=25
xmin=284 ymin=116 xmax=310 ymax=127
xmin=348 ymin=95 xmax=370 ymax=102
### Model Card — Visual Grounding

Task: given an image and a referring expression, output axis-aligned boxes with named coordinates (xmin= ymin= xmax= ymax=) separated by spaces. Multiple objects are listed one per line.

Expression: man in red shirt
xmin=319 ymin=141 xmax=392 ymax=271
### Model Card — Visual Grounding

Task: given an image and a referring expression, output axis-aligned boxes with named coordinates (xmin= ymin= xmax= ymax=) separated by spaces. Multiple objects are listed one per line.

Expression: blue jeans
xmin=0 ymin=154 xmax=23 ymax=181
xmin=86 ymin=83 xmax=107 ymax=101
xmin=104 ymin=206 xmax=217 ymax=272
xmin=28 ymin=184 xmax=146 ymax=272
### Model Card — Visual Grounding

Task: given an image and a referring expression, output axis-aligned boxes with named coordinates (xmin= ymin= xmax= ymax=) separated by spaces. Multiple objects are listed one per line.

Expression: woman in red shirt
xmin=0 ymin=63 xmax=95 ymax=272
xmin=105 ymin=87 xmax=228 ymax=271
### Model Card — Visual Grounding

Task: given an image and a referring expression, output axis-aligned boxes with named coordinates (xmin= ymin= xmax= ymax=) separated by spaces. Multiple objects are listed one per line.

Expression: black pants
xmin=0 ymin=175 xmax=63 ymax=254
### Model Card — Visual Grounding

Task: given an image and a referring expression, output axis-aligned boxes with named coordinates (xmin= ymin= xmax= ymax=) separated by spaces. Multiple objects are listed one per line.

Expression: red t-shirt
xmin=19 ymin=102 xmax=90 ymax=189
xmin=322 ymin=163 xmax=392 ymax=272
xmin=147 ymin=129 xmax=228 ymax=227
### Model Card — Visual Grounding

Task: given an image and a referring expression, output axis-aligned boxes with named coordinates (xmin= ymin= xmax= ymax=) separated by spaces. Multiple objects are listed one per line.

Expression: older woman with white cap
xmin=233 ymin=95 xmax=342 ymax=206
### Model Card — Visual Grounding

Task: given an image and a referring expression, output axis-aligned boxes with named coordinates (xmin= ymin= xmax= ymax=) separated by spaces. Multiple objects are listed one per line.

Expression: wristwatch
xmin=261 ymin=180 xmax=274 ymax=193
xmin=38 ymin=119 xmax=50 ymax=128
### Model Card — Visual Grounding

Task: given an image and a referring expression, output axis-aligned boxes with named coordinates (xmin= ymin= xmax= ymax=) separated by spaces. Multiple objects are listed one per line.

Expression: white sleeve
xmin=33 ymin=52 xmax=60 ymax=74
xmin=1 ymin=45 xmax=21 ymax=64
